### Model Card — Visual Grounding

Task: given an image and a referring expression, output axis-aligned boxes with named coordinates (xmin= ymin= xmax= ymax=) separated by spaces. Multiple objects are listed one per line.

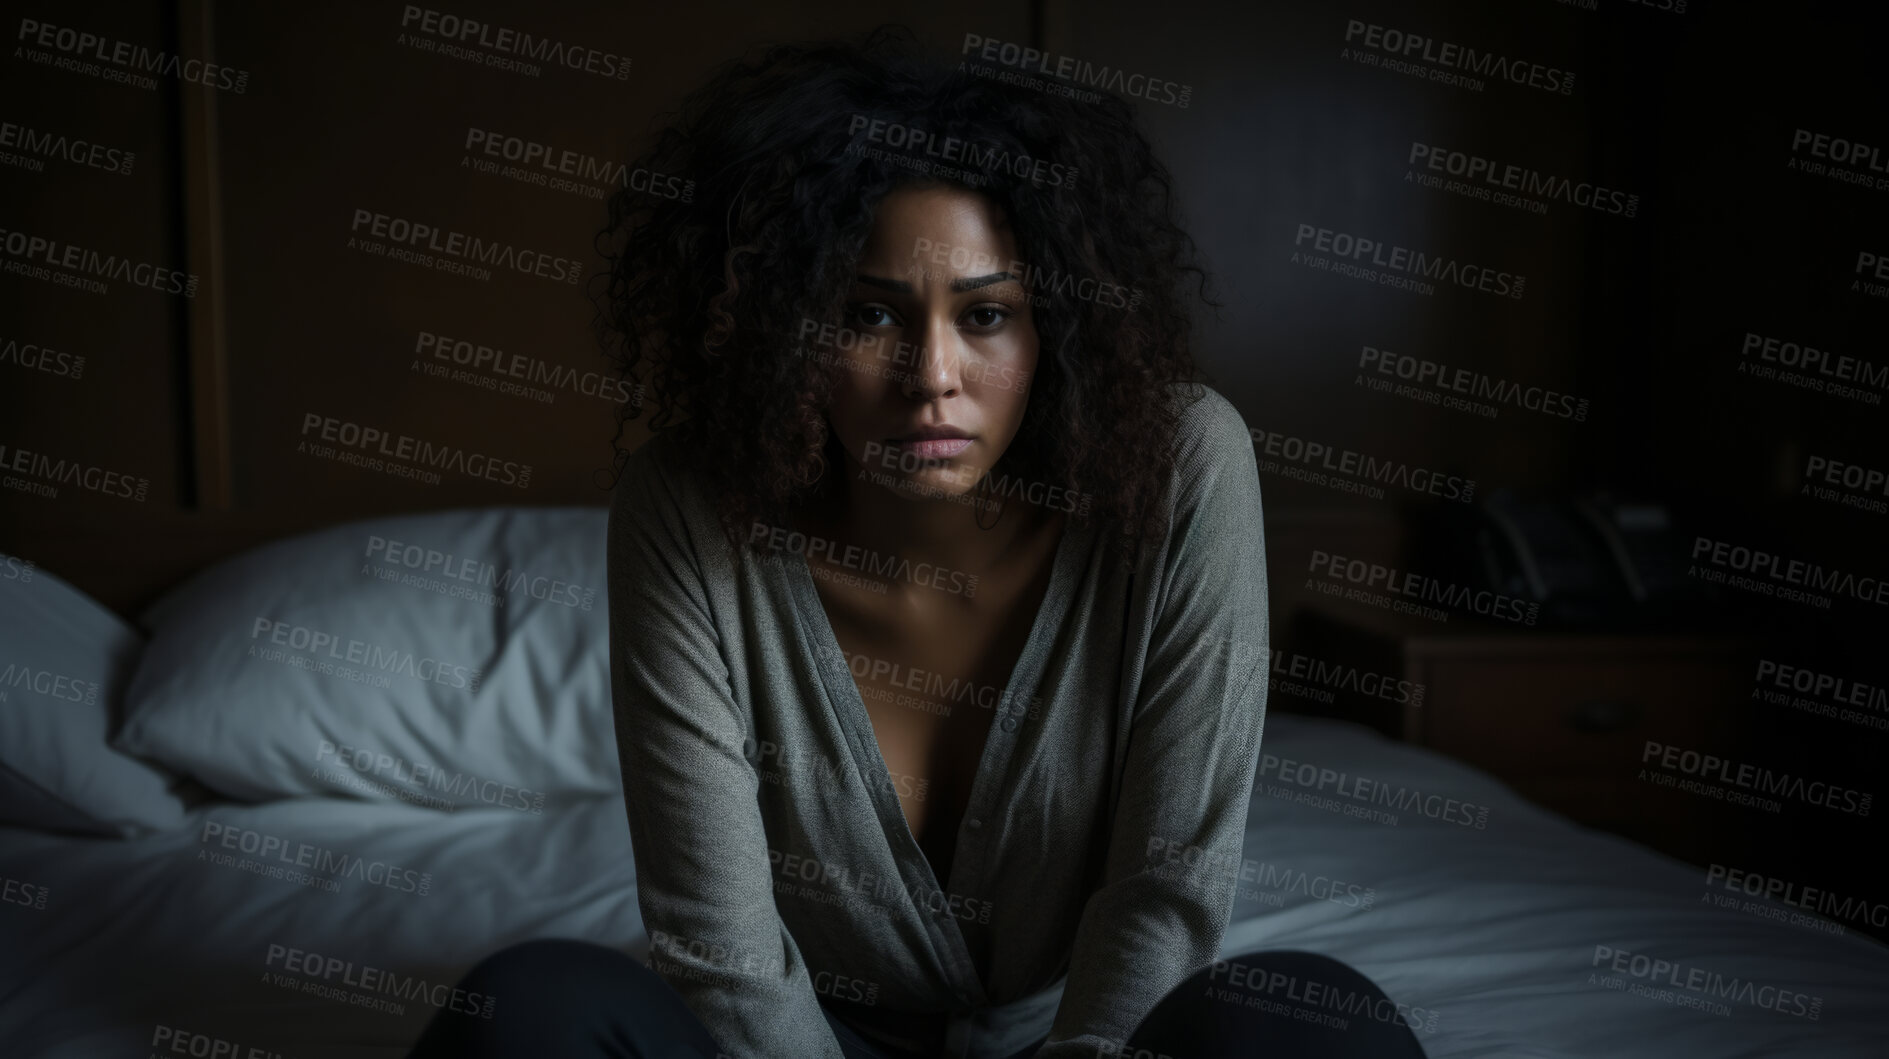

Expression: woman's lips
xmin=892 ymin=437 xmax=973 ymax=459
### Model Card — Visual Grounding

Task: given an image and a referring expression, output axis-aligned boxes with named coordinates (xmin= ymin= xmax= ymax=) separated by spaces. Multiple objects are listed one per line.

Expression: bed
xmin=2 ymin=507 xmax=1885 ymax=1058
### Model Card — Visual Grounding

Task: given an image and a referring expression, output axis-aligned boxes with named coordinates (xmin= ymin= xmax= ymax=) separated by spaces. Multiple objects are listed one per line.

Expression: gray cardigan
xmin=606 ymin=384 xmax=1271 ymax=1058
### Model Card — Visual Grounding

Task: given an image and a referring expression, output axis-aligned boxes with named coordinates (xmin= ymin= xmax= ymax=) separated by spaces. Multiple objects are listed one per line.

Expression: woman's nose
xmin=900 ymin=319 xmax=963 ymax=399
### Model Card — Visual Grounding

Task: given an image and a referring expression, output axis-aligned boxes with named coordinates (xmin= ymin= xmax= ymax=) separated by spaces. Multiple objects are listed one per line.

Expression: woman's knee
xmin=451 ymin=932 xmax=680 ymax=1034
xmin=1216 ymin=949 xmax=1384 ymax=997
xmin=411 ymin=938 xmax=709 ymax=1059
xmin=1129 ymin=949 xmax=1428 ymax=1058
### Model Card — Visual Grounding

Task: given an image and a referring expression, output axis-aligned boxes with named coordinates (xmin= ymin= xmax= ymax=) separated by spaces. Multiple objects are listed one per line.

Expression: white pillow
xmin=0 ymin=551 xmax=188 ymax=836
xmin=114 ymin=507 xmax=617 ymax=815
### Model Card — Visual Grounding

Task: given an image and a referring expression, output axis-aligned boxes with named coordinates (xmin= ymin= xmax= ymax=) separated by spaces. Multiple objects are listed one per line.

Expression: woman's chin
xmin=876 ymin=472 xmax=979 ymax=503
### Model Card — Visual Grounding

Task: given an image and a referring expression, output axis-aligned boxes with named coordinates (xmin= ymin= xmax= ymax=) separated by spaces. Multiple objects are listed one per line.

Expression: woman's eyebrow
xmin=853 ymin=271 xmax=1017 ymax=294
xmin=950 ymin=272 xmax=1016 ymax=292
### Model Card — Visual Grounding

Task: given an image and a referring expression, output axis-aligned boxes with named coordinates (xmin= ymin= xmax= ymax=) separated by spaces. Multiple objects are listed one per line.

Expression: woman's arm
xmin=1038 ymin=393 xmax=1271 ymax=1057
xmin=606 ymin=445 xmax=847 ymax=1059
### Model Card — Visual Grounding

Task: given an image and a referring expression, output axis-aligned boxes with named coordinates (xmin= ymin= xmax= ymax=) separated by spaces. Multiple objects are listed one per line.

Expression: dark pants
xmin=408 ymin=939 xmax=1429 ymax=1059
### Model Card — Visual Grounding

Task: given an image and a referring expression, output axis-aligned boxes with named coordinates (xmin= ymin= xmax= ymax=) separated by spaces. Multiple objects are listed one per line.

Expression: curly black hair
xmin=592 ymin=24 xmax=1216 ymax=561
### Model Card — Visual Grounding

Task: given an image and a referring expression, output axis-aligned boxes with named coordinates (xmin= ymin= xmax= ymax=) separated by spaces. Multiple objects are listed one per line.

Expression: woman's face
xmin=821 ymin=184 xmax=1038 ymax=503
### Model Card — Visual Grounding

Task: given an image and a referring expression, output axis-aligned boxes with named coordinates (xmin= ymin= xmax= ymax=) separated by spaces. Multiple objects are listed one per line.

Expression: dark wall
xmin=1058 ymin=0 xmax=1885 ymax=603
xmin=2 ymin=5 xmax=187 ymax=511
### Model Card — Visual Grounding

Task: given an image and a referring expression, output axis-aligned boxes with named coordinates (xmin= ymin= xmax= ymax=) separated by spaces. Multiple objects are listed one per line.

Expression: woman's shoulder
xmin=1161 ymin=381 xmax=1258 ymax=495
xmin=605 ymin=427 xmax=719 ymax=556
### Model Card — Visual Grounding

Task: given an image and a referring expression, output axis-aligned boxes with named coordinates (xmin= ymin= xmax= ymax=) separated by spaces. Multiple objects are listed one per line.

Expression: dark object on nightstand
xmin=1414 ymin=489 xmax=1714 ymax=633
xmin=1291 ymin=605 xmax=1758 ymax=868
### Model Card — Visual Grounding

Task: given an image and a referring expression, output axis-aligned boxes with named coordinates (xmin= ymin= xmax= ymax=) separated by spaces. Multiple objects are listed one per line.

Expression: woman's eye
xmin=965 ymin=306 xmax=1009 ymax=329
xmin=852 ymin=305 xmax=897 ymax=328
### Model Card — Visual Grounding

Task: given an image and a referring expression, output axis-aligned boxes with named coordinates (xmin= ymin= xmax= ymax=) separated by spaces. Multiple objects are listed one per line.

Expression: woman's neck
xmin=803 ymin=453 xmax=1039 ymax=577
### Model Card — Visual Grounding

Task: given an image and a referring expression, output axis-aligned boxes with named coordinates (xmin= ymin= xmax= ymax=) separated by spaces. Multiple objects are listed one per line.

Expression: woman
xmin=411 ymin=27 xmax=1426 ymax=1059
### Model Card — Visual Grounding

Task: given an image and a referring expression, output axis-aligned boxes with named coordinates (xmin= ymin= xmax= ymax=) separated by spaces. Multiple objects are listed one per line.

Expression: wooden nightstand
xmin=1288 ymin=605 xmax=1759 ymax=867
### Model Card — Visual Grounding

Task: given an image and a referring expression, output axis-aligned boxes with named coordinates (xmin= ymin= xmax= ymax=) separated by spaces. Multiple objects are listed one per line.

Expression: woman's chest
xmin=823 ymin=596 xmax=1036 ymax=863
xmin=812 ymin=537 xmax=1059 ymax=879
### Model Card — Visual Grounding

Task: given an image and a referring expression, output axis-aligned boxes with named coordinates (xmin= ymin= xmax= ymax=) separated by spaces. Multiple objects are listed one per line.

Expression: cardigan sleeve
xmin=1036 ymin=390 xmax=1271 ymax=1057
xmin=605 ymin=439 xmax=847 ymax=1059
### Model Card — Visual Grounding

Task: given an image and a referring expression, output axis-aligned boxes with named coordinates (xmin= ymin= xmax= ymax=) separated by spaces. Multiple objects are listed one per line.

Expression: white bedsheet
xmin=1221 ymin=717 xmax=1889 ymax=1058
xmin=1 ymin=715 xmax=1883 ymax=1058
